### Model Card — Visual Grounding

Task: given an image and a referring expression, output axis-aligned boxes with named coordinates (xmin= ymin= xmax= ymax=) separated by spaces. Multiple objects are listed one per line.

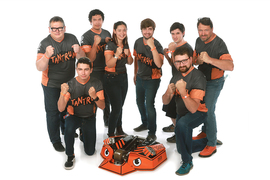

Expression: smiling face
xmin=141 ymin=26 xmax=154 ymax=40
xmin=171 ymin=28 xmax=185 ymax=44
xmin=49 ymin=21 xmax=66 ymax=41
xmin=113 ymin=24 xmax=127 ymax=42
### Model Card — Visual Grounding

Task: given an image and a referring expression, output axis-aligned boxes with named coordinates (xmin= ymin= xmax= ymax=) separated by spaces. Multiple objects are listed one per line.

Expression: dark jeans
xmin=90 ymin=70 xmax=110 ymax=125
xmin=175 ymin=111 xmax=208 ymax=163
xmin=104 ymin=73 xmax=128 ymax=135
xmin=65 ymin=115 xmax=96 ymax=156
xmin=136 ymin=76 xmax=160 ymax=135
xmin=42 ymin=84 xmax=65 ymax=144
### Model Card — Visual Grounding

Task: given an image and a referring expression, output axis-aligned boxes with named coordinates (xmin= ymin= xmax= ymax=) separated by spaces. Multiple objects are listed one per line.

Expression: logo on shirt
xmin=50 ymin=51 xmax=76 ymax=64
xmin=70 ymin=95 xmax=94 ymax=107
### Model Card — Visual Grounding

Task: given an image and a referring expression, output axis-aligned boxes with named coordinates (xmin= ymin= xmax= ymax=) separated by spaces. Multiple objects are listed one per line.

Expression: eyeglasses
xmin=174 ymin=59 xmax=189 ymax=65
xmin=50 ymin=27 xmax=64 ymax=32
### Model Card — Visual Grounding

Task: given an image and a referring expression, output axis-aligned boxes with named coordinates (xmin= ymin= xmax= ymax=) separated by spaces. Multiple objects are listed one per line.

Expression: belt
xmin=105 ymin=71 xmax=126 ymax=75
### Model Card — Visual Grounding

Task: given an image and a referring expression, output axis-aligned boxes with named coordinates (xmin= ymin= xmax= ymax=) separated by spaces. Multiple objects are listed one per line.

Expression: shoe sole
xmin=199 ymin=149 xmax=217 ymax=158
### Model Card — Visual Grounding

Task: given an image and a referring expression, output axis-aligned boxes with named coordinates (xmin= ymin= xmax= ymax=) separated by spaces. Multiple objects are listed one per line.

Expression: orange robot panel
xmin=99 ymin=135 xmax=167 ymax=175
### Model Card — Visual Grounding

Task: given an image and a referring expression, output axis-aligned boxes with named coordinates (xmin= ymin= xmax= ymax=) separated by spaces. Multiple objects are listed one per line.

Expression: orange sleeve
xmin=220 ymin=54 xmax=233 ymax=61
xmin=96 ymin=90 xmax=105 ymax=100
xmin=36 ymin=53 xmax=44 ymax=61
xmin=190 ymin=89 xmax=205 ymax=101
xmin=81 ymin=45 xmax=92 ymax=53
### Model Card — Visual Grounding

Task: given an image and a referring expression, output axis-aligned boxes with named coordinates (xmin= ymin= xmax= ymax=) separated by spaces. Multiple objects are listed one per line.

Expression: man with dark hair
xmin=193 ymin=17 xmax=234 ymax=157
xmin=162 ymin=46 xmax=208 ymax=175
xmin=133 ymin=18 xmax=164 ymax=143
xmin=58 ymin=57 xmax=105 ymax=170
xmin=36 ymin=16 xmax=85 ymax=152
xmin=81 ymin=9 xmax=111 ymax=126
xmin=162 ymin=22 xmax=193 ymax=143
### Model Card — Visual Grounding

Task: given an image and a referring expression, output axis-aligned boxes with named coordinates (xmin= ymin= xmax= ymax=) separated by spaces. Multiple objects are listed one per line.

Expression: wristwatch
xmin=93 ymin=96 xmax=99 ymax=102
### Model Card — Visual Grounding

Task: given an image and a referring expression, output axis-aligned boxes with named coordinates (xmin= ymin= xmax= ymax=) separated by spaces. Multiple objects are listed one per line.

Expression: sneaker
xmin=199 ymin=145 xmax=217 ymax=157
xmin=53 ymin=142 xmax=65 ymax=152
xmin=133 ymin=124 xmax=147 ymax=132
xmin=192 ymin=131 xmax=206 ymax=140
xmin=167 ymin=134 xmax=176 ymax=143
xmin=64 ymin=155 xmax=75 ymax=170
xmin=162 ymin=124 xmax=175 ymax=132
xmin=143 ymin=134 xmax=157 ymax=146
xmin=175 ymin=161 xmax=193 ymax=175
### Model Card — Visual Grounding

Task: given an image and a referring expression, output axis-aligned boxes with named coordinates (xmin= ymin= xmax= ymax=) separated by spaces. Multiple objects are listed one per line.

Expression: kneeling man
xmin=162 ymin=46 xmax=208 ymax=175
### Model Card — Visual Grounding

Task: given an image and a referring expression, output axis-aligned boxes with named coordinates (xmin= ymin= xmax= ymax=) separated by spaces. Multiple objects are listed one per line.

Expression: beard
xmin=179 ymin=65 xmax=190 ymax=73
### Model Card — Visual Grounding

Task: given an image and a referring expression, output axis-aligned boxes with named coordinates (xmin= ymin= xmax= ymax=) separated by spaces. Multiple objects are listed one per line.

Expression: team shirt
xmin=170 ymin=66 xmax=208 ymax=117
xmin=37 ymin=33 xmax=79 ymax=88
xmin=64 ymin=76 xmax=104 ymax=118
xmin=133 ymin=37 xmax=164 ymax=80
xmin=193 ymin=33 xmax=233 ymax=81
xmin=81 ymin=28 xmax=111 ymax=72
xmin=104 ymin=41 xmax=130 ymax=72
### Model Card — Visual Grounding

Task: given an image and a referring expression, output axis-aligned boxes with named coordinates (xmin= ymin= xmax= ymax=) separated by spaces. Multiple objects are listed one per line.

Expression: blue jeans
xmin=42 ymin=84 xmax=65 ymax=144
xmin=65 ymin=115 xmax=96 ymax=156
xmin=175 ymin=112 xmax=207 ymax=163
xmin=136 ymin=76 xmax=160 ymax=135
xmin=202 ymin=76 xmax=225 ymax=146
xmin=104 ymin=73 xmax=128 ymax=135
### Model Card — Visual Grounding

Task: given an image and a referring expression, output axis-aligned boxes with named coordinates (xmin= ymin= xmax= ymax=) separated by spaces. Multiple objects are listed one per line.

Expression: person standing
xmin=81 ymin=9 xmax=111 ymax=126
xmin=36 ymin=16 xmax=85 ymax=152
xmin=104 ymin=21 xmax=133 ymax=137
xmin=133 ymin=18 xmax=164 ymax=142
xmin=162 ymin=22 xmax=193 ymax=143
xmin=162 ymin=46 xmax=208 ymax=175
xmin=58 ymin=57 xmax=105 ymax=170
xmin=193 ymin=17 xmax=234 ymax=157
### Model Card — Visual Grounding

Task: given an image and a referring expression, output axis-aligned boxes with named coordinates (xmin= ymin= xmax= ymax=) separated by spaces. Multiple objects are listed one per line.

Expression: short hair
xmin=76 ymin=57 xmax=92 ymax=68
xmin=49 ymin=16 xmax=65 ymax=27
xmin=170 ymin=22 xmax=185 ymax=33
xmin=197 ymin=17 xmax=213 ymax=28
xmin=140 ymin=18 xmax=156 ymax=31
xmin=173 ymin=46 xmax=192 ymax=59
xmin=88 ymin=9 xmax=104 ymax=22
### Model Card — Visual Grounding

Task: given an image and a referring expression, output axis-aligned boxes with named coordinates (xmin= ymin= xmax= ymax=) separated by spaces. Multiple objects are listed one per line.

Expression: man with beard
xmin=133 ymin=18 xmax=164 ymax=143
xmin=192 ymin=17 xmax=234 ymax=157
xmin=162 ymin=46 xmax=208 ymax=175
xmin=162 ymin=22 xmax=193 ymax=143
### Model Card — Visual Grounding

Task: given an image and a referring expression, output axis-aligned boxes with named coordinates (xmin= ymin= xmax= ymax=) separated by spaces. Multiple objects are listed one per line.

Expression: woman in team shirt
xmin=104 ymin=21 xmax=133 ymax=137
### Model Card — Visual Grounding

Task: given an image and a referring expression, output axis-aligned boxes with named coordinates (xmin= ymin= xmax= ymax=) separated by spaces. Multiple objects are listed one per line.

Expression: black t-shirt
xmin=37 ymin=33 xmax=79 ymax=88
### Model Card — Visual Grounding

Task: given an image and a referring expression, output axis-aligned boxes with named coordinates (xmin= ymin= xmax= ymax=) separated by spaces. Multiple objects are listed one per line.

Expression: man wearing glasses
xmin=36 ymin=16 xmax=85 ymax=152
xmin=162 ymin=46 xmax=208 ymax=175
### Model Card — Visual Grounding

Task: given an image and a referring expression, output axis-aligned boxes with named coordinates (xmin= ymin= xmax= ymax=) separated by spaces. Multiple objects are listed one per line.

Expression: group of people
xmin=36 ymin=9 xmax=234 ymax=175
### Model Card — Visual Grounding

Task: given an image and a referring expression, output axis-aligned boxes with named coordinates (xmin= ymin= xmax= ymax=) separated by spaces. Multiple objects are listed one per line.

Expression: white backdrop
xmin=1 ymin=0 xmax=269 ymax=179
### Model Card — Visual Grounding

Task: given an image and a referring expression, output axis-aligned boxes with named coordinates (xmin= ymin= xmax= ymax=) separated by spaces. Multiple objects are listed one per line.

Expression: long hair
xmin=111 ymin=21 xmax=128 ymax=47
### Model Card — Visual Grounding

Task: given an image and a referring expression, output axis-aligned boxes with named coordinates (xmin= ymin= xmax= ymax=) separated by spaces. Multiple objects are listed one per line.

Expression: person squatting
xmin=36 ymin=9 xmax=234 ymax=175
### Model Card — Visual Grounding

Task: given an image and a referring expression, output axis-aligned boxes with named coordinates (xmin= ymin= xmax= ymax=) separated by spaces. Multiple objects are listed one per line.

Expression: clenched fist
xmin=88 ymin=87 xmax=97 ymax=99
xmin=45 ymin=45 xmax=54 ymax=58
xmin=61 ymin=83 xmax=69 ymax=94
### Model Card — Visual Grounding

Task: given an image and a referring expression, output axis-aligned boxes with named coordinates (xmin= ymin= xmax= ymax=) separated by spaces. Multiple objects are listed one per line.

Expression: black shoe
xmin=53 ymin=142 xmax=65 ymax=152
xmin=115 ymin=126 xmax=127 ymax=136
xmin=167 ymin=134 xmax=176 ymax=143
xmin=64 ymin=155 xmax=75 ymax=170
xmin=133 ymin=124 xmax=147 ymax=132
xmin=162 ymin=124 xmax=175 ymax=132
